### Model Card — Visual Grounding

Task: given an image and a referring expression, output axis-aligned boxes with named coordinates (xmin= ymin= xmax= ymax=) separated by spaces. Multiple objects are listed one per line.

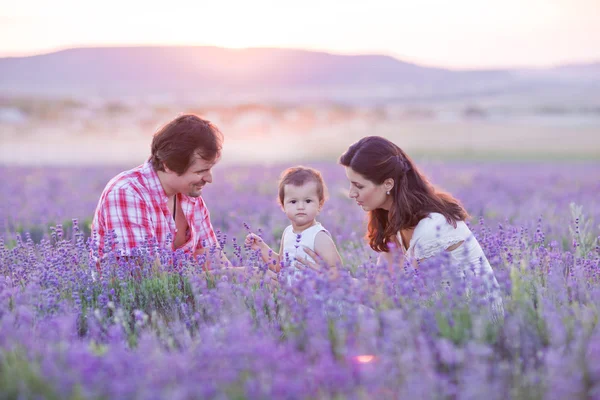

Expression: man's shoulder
xmin=101 ymin=165 xmax=149 ymax=197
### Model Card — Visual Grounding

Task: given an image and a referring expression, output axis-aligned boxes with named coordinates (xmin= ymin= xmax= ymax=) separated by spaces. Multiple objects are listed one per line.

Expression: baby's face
xmin=282 ymin=181 xmax=322 ymax=229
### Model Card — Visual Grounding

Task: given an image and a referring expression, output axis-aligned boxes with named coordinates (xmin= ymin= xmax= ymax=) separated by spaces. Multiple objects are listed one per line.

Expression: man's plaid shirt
xmin=92 ymin=161 xmax=218 ymax=258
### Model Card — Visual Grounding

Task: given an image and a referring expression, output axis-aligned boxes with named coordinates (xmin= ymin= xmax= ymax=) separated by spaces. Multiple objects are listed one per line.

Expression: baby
xmin=245 ymin=166 xmax=342 ymax=281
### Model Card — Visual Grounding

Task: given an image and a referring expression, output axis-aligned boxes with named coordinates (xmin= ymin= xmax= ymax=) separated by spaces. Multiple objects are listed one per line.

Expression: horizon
xmin=1 ymin=44 xmax=599 ymax=71
xmin=1 ymin=0 xmax=599 ymax=69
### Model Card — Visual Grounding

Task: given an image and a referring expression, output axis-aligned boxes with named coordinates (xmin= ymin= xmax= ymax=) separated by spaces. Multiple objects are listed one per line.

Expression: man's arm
xmin=98 ymin=188 xmax=155 ymax=256
xmin=194 ymin=246 xmax=233 ymax=270
xmin=194 ymin=196 xmax=234 ymax=269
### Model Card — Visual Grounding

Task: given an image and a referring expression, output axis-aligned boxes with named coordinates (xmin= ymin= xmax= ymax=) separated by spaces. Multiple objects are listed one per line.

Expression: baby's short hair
xmin=278 ymin=166 xmax=328 ymax=206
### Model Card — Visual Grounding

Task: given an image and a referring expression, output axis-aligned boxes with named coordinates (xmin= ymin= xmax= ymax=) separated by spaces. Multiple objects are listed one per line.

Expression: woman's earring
xmin=386 ymin=190 xmax=390 ymax=195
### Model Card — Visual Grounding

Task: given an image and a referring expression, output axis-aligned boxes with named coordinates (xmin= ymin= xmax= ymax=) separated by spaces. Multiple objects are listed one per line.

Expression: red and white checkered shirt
xmin=92 ymin=161 xmax=218 ymax=258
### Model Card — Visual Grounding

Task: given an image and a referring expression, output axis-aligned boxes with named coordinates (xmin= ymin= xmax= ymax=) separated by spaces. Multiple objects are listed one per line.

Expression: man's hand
xmin=194 ymin=246 xmax=233 ymax=270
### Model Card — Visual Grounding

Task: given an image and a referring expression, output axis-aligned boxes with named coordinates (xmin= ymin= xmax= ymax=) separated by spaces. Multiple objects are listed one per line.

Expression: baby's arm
xmin=245 ymin=233 xmax=280 ymax=271
xmin=271 ymin=230 xmax=287 ymax=273
xmin=313 ymin=231 xmax=343 ymax=278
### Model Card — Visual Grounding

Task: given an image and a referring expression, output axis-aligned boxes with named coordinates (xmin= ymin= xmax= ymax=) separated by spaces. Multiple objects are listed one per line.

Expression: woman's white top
xmin=403 ymin=213 xmax=504 ymax=318
xmin=281 ymin=222 xmax=328 ymax=283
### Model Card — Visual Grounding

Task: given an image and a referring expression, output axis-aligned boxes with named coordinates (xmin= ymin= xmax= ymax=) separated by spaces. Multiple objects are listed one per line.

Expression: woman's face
xmin=345 ymin=167 xmax=393 ymax=212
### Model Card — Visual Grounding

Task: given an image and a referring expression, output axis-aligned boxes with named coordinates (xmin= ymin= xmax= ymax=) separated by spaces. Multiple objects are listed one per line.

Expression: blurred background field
xmin=1 ymin=46 xmax=599 ymax=166
xmin=1 ymin=93 xmax=599 ymax=166
xmin=2 ymin=161 xmax=599 ymax=251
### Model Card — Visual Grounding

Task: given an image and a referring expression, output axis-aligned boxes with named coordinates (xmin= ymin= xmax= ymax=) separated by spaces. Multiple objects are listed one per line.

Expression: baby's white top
xmin=281 ymin=222 xmax=328 ymax=283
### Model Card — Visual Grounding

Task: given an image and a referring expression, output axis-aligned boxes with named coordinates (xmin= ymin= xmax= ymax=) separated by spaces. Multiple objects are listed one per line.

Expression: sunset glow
xmin=1 ymin=0 xmax=599 ymax=68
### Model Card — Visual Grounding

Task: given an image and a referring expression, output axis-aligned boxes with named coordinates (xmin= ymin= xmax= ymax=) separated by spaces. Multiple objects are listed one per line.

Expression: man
xmin=92 ymin=114 xmax=231 ymax=269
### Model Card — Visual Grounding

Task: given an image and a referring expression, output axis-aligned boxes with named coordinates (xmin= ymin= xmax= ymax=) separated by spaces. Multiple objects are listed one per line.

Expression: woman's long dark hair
xmin=339 ymin=136 xmax=468 ymax=252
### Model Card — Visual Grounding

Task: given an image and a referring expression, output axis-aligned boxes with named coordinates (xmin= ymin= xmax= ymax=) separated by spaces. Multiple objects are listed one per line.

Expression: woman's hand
xmin=295 ymin=247 xmax=324 ymax=272
xmin=296 ymin=247 xmax=340 ymax=280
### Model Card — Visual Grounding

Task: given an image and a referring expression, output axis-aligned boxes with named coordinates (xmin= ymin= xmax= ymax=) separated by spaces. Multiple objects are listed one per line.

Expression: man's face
xmin=165 ymin=155 xmax=216 ymax=197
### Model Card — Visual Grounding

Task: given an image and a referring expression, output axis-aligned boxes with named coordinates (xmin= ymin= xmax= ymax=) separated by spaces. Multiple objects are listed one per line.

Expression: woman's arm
xmin=377 ymin=251 xmax=394 ymax=267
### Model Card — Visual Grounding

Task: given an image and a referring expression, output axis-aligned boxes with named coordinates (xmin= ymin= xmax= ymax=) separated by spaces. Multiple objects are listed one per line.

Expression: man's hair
xmin=149 ymin=114 xmax=223 ymax=175
xmin=278 ymin=166 xmax=328 ymax=206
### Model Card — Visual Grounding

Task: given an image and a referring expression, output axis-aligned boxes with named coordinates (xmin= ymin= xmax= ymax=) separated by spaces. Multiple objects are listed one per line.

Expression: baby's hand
xmin=245 ymin=233 xmax=266 ymax=251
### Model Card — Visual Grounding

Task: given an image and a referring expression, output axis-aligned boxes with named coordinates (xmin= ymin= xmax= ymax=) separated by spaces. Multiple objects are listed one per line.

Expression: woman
xmin=302 ymin=136 xmax=503 ymax=317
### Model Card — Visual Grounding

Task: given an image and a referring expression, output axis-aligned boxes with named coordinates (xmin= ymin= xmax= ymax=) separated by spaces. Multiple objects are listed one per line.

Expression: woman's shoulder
xmin=412 ymin=213 xmax=454 ymax=237
xmin=409 ymin=213 xmax=470 ymax=256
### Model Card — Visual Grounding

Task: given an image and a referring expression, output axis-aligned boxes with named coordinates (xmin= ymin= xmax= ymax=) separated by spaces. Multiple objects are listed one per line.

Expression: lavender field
xmin=1 ymin=160 xmax=600 ymax=399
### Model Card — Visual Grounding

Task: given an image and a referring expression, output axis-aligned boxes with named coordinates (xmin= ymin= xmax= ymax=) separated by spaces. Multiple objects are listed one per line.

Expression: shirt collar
xmin=140 ymin=160 xmax=198 ymax=204
xmin=141 ymin=161 xmax=169 ymax=203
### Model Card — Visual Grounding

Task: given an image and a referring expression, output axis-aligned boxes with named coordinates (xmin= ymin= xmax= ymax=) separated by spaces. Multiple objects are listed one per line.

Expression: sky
xmin=1 ymin=0 xmax=599 ymax=69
